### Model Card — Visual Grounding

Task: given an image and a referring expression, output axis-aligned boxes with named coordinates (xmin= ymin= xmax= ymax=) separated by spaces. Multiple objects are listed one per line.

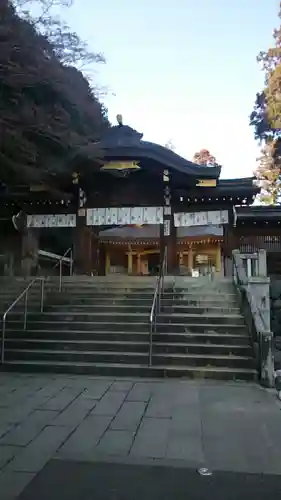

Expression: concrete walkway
xmin=0 ymin=373 xmax=281 ymax=499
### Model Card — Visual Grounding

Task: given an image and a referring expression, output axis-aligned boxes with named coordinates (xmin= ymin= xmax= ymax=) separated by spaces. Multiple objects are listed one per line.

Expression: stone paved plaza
xmin=0 ymin=373 xmax=281 ymax=499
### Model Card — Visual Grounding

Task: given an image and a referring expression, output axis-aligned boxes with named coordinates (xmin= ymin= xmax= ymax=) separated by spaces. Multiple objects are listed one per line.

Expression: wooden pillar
xmin=223 ymin=225 xmax=239 ymax=276
xmin=187 ymin=247 xmax=193 ymax=273
xmin=74 ymin=224 xmax=97 ymax=275
xmin=160 ymin=217 xmax=177 ymax=274
xmin=161 ymin=168 xmax=178 ymax=274
xmin=215 ymin=244 xmax=221 ymax=273
xmin=105 ymin=251 xmax=110 ymax=275
xmin=179 ymin=252 xmax=184 ymax=265
xmin=136 ymin=253 xmax=141 ymax=275
xmin=73 ymin=178 xmax=99 ymax=275
xmin=128 ymin=251 xmax=133 ymax=275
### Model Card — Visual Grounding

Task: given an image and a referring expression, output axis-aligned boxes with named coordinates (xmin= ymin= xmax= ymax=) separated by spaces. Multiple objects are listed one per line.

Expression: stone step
xmin=5 ymin=338 xmax=253 ymax=357
xmin=157 ymin=323 xmax=249 ymax=334
xmin=42 ymin=304 xmax=240 ymax=315
xmin=48 ymin=296 xmax=237 ymax=307
xmin=4 ymin=320 xmax=248 ymax=333
xmin=159 ymin=313 xmax=245 ymax=325
xmin=45 ymin=304 xmax=152 ymax=313
xmin=1 ymin=359 xmax=257 ymax=381
xmin=4 ymin=348 xmax=255 ymax=369
xmin=3 ymin=311 xmax=245 ymax=326
xmin=4 ymin=329 xmax=251 ymax=344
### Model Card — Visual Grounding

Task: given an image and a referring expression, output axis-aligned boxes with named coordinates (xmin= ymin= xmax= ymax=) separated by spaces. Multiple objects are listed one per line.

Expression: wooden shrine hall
xmin=1 ymin=117 xmax=281 ymax=277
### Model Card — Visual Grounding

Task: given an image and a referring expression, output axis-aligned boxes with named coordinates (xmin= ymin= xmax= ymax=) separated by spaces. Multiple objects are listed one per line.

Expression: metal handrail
xmin=1 ymin=277 xmax=45 ymax=364
xmin=54 ymin=247 xmax=73 ymax=292
xmin=149 ymin=248 xmax=167 ymax=366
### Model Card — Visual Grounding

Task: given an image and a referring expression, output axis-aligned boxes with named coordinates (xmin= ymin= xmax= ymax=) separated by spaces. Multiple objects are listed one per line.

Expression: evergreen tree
xmin=250 ymin=2 xmax=281 ymax=203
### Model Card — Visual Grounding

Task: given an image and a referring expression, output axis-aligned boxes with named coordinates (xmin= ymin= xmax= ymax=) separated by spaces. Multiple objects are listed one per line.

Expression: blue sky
xmin=55 ymin=0 xmax=279 ymax=178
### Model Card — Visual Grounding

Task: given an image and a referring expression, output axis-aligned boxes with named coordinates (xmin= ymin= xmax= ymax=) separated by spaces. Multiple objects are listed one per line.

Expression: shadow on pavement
xmin=18 ymin=459 xmax=281 ymax=500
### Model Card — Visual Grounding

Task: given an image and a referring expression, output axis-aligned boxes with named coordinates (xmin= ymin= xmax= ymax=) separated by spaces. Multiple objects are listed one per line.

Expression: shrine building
xmin=1 ymin=117 xmax=281 ymax=278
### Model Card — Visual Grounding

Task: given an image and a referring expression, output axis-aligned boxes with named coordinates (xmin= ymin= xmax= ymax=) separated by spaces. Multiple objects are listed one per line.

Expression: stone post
xmin=21 ymin=228 xmax=39 ymax=277
xmin=257 ymin=249 xmax=267 ymax=277
xmin=247 ymin=277 xmax=274 ymax=387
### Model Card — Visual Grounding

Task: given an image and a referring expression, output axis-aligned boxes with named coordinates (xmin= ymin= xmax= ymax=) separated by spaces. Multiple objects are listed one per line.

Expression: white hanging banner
xmin=131 ymin=206 xmax=143 ymax=225
xmin=27 ymin=214 xmax=76 ymax=228
xmin=174 ymin=210 xmax=229 ymax=228
xmin=86 ymin=207 xmax=163 ymax=226
xmin=117 ymin=207 xmax=131 ymax=225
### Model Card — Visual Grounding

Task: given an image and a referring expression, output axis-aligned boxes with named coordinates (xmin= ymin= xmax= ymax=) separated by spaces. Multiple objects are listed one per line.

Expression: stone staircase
xmin=0 ymin=276 xmax=257 ymax=381
xmin=153 ymin=277 xmax=257 ymax=380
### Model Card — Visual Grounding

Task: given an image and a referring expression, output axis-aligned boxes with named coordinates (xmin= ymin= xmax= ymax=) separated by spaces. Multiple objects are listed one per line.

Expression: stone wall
xmin=270 ymin=280 xmax=281 ymax=338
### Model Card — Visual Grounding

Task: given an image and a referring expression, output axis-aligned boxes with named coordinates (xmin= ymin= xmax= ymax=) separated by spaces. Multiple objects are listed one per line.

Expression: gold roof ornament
xmin=196 ymin=179 xmax=216 ymax=187
xmin=101 ymin=161 xmax=140 ymax=172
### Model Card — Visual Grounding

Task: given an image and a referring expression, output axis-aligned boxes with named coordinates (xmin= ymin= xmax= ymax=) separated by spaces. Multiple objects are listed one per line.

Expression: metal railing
xmin=1 ymin=277 xmax=45 ymax=364
xmin=52 ymin=247 xmax=73 ymax=292
xmin=149 ymin=248 xmax=167 ymax=366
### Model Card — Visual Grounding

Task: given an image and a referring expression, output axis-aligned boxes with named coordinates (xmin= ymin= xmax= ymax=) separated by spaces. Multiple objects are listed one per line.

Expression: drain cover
xmin=197 ymin=468 xmax=212 ymax=476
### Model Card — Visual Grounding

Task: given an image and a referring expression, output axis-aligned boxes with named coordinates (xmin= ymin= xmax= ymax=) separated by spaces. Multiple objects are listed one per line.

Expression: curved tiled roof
xmin=97 ymin=124 xmax=221 ymax=179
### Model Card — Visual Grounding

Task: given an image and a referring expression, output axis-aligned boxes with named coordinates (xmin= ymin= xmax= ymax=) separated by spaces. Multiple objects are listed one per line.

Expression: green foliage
xmin=250 ymin=2 xmax=281 ymax=204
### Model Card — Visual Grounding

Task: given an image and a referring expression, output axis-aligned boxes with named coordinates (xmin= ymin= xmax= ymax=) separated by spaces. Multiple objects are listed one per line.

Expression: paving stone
xmin=58 ymin=416 xmax=112 ymax=457
xmin=80 ymin=381 xmax=112 ymax=399
xmin=0 ymin=388 xmax=17 ymax=404
xmin=127 ymin=382 xmax=154 ymax=402
xmin=170 ymin=410 xmax=202 ymax=436
xmin=23 ymin=410 xmax=59 ymax=425
xmin=7 ymin=425 xmax=73 ymax=472
xmin=146 ymin=395 xmax=174 ymax=418
xmin=202 ymin=435 xmax=262 ymax=473
xmin=0 ymin=446 xmax=21 ymax=470
xmin=96 ymin=430 xmax=135 ymax=456
xmin=110 ymin=381 xmax=133 ymax=392
xmin=1 ymin=423 xmax=44 ymax=447
xmin=0 ymin=470 xmax=35 ymax=500
xmin=0 ymin=403 xmax=34 ymax=424
xmin=110 ymin=402 xmax=146 ymax=431
xmin=52 ymin=396 xmax=96 ymax=426
xmin=0 ymin=408 xmax=60 ymax=447
xmin=41 ymin=388 xmax=81 ymax=411
xmin=173 ymin=383 xmax=200 ymax=407
xmin=22 ymin=392 xmax=57 ymax=411
xmin=0 ymin=424 xmax=14 ymax=440
xmin=166 ymin=435 xmax=204 ymax=462
xmin=33 ymin=383 xmax=67 ymax=400
xmin=91 ymin=391 xmax=127 ymax=416
xmin=201 ymin=410 xmax=257 ymax=439
xmin=130 ymin=418 xmax=169 ymax=458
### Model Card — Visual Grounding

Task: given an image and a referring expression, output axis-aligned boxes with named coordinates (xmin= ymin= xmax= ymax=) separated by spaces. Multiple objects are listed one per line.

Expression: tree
xmin=192 ymin=149 xmax=219 ymax=166
xmin=250 ymin=3 xmax=281 ymax=203
xmin=255 ymin=140 xmax=281 ymax=204
xmin=0 ymin=1 xmax=108 ymax=186
xmin=13 ymin=0 xmax=106 ymax=68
